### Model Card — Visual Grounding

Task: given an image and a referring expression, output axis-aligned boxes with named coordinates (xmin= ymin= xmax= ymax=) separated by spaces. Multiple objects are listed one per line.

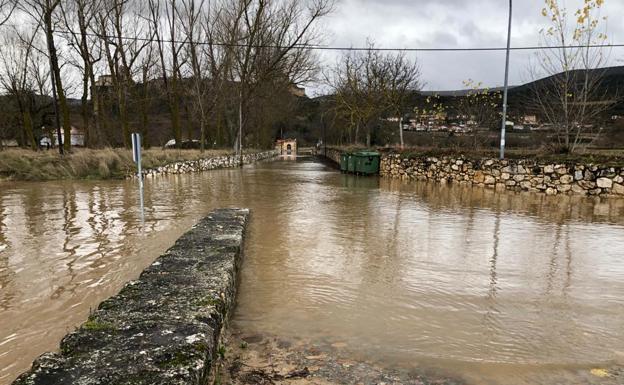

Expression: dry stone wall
xmin=133 ymin=150 xmax=278 ymax=178
xmin=321 ymin=147 xmax=342 ymax=165
xmin=380 ymin=154 xmax=624 ymax=197
xmin=13 ymin=209 xmax=250 ymax=385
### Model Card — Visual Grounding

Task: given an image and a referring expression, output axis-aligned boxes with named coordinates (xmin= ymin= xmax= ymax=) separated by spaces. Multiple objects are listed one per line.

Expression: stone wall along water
xmin=319 ymin=147 xmax=342 ymax=165
xmin=13 ymin=208 xmax=250 ymax=385
xmin=134 ymin=150 xmax=278 ymax=178
xmin=381 ymin=153 xmax=624 ymax=197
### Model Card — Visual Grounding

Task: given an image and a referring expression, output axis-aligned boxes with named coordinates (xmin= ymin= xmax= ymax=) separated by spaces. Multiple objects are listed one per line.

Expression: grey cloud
xmin=318 ymin=0 xmax=624 ymax=91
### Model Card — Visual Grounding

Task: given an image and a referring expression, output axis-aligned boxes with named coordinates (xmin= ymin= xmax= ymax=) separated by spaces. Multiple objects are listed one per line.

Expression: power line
xmin=2 ymin=22 xmax=623 ymax=52
xmin=50 ymin=27 xmax=624 ymax=53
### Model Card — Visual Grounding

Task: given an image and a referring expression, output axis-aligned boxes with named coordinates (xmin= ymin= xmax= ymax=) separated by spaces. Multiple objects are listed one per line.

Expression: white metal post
xmin=500 ymin=0 xmax=513 ymax=160
xmin=132 ymin=133 xmax=145 ymax=224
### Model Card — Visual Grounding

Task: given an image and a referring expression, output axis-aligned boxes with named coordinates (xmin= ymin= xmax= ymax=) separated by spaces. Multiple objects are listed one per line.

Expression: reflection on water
xmin=1 ymin=158 xmax=624 ymax=385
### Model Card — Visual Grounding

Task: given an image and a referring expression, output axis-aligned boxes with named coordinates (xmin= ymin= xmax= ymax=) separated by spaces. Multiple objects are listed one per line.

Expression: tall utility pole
xmin=500 ymin=0 xmax=512 ymax=160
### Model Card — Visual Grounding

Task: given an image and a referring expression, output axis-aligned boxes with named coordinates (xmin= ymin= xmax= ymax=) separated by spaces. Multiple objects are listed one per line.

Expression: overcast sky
xmin=312 ymin=0 xmax=624 ymax=94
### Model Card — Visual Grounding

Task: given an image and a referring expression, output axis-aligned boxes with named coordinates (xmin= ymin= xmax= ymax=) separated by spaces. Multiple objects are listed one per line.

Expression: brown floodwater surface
xmin=1 ymin=157 xmax=624 ymax=384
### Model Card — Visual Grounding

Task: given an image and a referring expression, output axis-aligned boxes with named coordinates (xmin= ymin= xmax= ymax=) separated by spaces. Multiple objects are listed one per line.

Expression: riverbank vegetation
xmin=0 ymin=0 xmax=331 ymax=151
xmin=0 ymin=148 xmax=234 ymax=181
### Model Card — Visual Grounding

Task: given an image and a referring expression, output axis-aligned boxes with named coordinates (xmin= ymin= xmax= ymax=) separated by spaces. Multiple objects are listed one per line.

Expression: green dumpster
xmin=347 ymin=153 xmax=357 ymax=173
xmin=340 ymin=153 xmax=349 ymax=172
xmin=353 ymin=151 xmax=380 ymax=175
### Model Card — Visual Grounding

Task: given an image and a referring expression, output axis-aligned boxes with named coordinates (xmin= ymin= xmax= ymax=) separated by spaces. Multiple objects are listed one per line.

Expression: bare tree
xmin=0 ymin=0 xmax=16 ymax=26
xmin=135 ymin=39 xmax=159 ymax=148
xmin=327 ymin=52 xmax=364 ymax=144
xmin=148 ymin=0 xmax=186 ymax=148
xmin=19 ymin=0 xmax=72 ymax=152
xmin=179 ymin=0 xmax=209 ymax=151
xmin=223 ymin=0 xmax=332 ymax=157
xmin=60 ymin=0 xmax=104 ymax=147
xmin=328 ymin=43 xmax=421 ymax=147
xmin=0 ymin=0 xmax=332 ymax=152
xmin=385 ymin=51 xmax=422 ymax=148
xmin=0 ymin=29 xmax=39 ymax=149
xmin=0 ymin=27 xmax=52 ymax=149
xmin=98 ymin=0 xmax=153 ymax=147
xmin=531 ymin=0 xmax=616 ymax=153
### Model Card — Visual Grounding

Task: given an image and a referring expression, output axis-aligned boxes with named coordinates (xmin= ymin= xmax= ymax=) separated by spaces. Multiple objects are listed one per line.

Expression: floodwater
xmin=1 ymin=157 xmax=624 ymax=384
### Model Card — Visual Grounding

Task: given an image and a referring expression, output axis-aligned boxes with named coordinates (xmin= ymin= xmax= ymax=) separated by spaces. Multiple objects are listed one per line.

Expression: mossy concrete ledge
xmin=13 ymin=208 xmax=250 ymax=385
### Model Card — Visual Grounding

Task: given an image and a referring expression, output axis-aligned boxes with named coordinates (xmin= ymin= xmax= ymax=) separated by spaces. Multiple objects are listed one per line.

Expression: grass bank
xmin=0 ymin=148 xmax=236 ymax=181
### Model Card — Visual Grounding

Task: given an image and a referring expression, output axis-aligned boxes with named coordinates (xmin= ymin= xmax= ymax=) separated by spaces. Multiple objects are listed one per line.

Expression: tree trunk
xmin=118 ymin=86 xmax=130 ymax=147
xmin=216 ymin=107 xmax=223 ymax=147
xmin=23 ymin=108 xmax=36 ymax=150
xmin=238 ymin=92 xmax=243 ymax=166
xmin=200 ymin=118 xmax=205 ymax=153
xmin=89 ymin=74 xmax=101 ymax=147
xmin=137 ymin=66 xmax=150 ymax=148
xmin=168 ymin=75 xmax=181 ymax=147
xmin=45 ymin=11 xmax=71 ymax=152
xmin=140 ymin=94 xmax=150 ymax=148
xmin=398 ymin=115 xmax=404 ymax=148
xmin=81 ymin=72 xmax=90 ymax=147
xmin=171 ymin=93 xmax=181 ymax=146
xmin=564 ymin=124 xmax=570 ymax=151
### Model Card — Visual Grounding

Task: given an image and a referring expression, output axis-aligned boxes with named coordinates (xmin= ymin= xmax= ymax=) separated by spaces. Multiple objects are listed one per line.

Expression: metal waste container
xmin=353 ymin=151 xmax=380 ymax=175
xmin=347 ymin=153 xmax=357 ymax=173
xmin=340 ymin=153 xmax=350 ymax=172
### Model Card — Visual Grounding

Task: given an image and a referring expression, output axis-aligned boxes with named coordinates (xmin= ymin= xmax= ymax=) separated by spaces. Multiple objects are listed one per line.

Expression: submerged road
xmin=1 ymin=157 xmax=624 ymax=384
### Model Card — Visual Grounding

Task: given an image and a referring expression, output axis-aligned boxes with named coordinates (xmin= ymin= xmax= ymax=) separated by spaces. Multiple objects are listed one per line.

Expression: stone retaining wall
xmin=134 ymin=150 xmax=278 ymax=178
xmin=381 ymin=154 xmax=624 ymax=197
xmin=320 ymin=147 xmax=342 ymax=165
xmin=13 ymin=208 xmax=250 ymax=385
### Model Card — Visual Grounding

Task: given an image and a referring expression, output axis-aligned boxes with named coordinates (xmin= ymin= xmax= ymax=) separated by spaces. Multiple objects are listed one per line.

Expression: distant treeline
xmin=0 ymin=0 xmax=332 ymax=151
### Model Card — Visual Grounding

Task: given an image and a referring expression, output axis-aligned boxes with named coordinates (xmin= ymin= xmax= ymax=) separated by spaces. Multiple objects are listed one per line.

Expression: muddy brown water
xmin=1 ymin=157 xmax=624 ymax=384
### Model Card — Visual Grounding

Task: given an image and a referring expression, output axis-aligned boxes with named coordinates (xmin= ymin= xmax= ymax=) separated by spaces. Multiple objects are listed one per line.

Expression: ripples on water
xmin=1 ymin=157 xmax=624 ymax=384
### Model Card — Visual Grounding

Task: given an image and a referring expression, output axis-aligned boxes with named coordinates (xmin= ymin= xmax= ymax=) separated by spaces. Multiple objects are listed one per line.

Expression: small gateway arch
xmin=275 ymin=139 xmax=297 ymax=156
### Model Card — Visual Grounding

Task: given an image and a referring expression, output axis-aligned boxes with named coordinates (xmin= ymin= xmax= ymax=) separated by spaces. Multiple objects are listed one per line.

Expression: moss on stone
xmin=193 ymin=341 xmax=210 ymax=353
xmin=82 ymin=319 xmax=117 ymax=332
xmin=156 ymin=351 xmax=197 ymax=369
xmin=193 ymin=296 xmax=221 ymax=308
xmin=13 ymin=209 xmax=250 ymax=385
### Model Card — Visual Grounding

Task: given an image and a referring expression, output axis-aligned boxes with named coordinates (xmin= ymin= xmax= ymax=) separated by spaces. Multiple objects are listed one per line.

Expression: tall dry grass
xmin=0 ymin=148 xmax=234 ymax=181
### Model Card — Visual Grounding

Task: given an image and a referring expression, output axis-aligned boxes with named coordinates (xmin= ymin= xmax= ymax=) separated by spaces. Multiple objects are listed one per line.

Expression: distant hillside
xmin=420 ymin=87 xmax=517 ymax=97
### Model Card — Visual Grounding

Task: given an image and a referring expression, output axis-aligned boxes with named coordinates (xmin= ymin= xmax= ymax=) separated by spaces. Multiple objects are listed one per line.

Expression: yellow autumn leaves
xmin=541 ymin=0 xmax=604 ymax=24
xmin=540 ymin=0 xmax=607 ymax=42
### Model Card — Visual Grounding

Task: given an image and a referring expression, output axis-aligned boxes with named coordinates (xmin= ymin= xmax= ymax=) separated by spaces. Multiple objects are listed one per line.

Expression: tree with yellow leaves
xmin=530 ymin=0 xmax=616 ymax=152
xmin=456 ymin=79 xmax=502 ymax=130
xmin=413 ymin=94 xmax=446 ymax=131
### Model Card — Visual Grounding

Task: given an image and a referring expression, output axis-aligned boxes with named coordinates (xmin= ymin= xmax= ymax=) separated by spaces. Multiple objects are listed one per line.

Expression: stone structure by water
xmin=380 ymin=154 xmax=624 ymax=197
xmin=12 ymin=209 xmax=249 ymax=385
xmin=318 ymin=147 xmax=624 ymax=197
xmin=133 ymin=150 xmax=278 ymax=178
